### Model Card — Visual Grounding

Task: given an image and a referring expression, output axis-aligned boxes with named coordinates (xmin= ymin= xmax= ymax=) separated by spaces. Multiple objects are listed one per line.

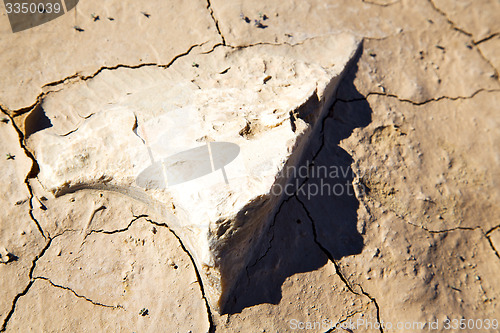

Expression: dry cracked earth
xmin=0 ymin=0 xmax=499 ymax=332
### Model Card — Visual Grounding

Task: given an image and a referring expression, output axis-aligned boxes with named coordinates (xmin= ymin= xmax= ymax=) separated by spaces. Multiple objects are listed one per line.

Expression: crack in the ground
xmin=427 ymin=0 xmax=472 ymax=38
xmin=484 ymin=225 xmax=500 ymax=260
xmin=336 ymin=88 xmax=500 ymax=108
xmin=4 ymin=42 xmax=210 ymax=118
xmin=0 ymin=280 xmax=35 ymax=332
xmin=143 ymin=217 xmax=215 ymax=333
xmin=361 ymin=195 xmax=500 ymax=260
xmin=34 ymin=276 xmax=122 ymax=309
xmin=363 ymin=193 xmax=484 ymax=235
xmin=0 ymin=108 xmax=45 ymax=239
xmin=486 ymin=224 xmax=500 ymax=236
xmin=46 ymin=43 xmax=206 ymax=89
xmin=85 ymin=214 xmax=148 ymax=239
xmin=361 ymin=88 xmax=499 ymax=106
xmin=474 ymin=44 xmax=500 ymax=80
xmin=485 ymin=235 xmax=500 ymax=260
xmin=244 ymin=194 xmax=295 ymax=277
xmin=294 ymin=195 xmax=384 ymax=333
xmin=243 ymin=83 xmax=348 ymax=274
xmin=323 ymin=309 xmax=363 ymax=332
xmin=427 ymin=0 xmax=499 ymax=80
xmin=474 ymin=33 xmax=500 ymax=45
xmin=206 ymin=0 xmax=226 ymax=46
xmin=0 ymin=230 xmax=70 ymax=332
xmin=485 ymin=236 xmax=500 ymax=259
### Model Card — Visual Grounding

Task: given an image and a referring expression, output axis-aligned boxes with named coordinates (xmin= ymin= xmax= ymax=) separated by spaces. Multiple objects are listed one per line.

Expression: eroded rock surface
xmin=27 ymin=34 xmax=361 ymax=311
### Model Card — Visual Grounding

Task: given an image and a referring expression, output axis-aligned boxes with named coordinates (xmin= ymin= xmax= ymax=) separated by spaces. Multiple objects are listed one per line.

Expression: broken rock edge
xmin=216 ymin=40 xmax=364 ymax=314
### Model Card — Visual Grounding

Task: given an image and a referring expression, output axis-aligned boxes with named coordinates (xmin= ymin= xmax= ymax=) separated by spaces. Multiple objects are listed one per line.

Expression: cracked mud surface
xmin=1 ymin=0 xmax=499 ymax=332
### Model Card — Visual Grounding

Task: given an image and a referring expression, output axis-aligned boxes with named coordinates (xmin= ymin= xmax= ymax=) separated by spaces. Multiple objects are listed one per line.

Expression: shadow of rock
xmin=224 ymin=43 xmax=373 ymax=314
xmin=24 ymin=104 xmax=52 ymax=138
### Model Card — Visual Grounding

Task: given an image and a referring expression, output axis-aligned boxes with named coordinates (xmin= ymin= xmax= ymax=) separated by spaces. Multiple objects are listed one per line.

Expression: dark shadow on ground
xmin=224 ymin=43 xmax=373 ymax=314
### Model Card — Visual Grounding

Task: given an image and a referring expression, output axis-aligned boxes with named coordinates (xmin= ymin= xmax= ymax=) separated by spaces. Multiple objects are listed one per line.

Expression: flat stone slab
xmin=28 ymin=33 xmax=360 ymax=311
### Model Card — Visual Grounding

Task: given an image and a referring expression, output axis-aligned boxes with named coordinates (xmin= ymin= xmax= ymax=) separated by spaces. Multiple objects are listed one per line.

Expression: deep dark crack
xmin=474 ymin=33 xmax=500 ymax=45
xmin=484 ymin=230 xmax=500 ymax=260
xmin=206 ymin=0 xmax=226 ymax=46
xmin=0 ymin=108 xmax=45 ymax=239
xmin=295 ymin=195 xmax=384 ymax=333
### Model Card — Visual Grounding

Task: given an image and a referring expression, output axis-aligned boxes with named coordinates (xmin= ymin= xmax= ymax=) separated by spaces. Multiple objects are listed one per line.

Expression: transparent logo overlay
xmin=3 ymin=0 xmax=79 ymax=33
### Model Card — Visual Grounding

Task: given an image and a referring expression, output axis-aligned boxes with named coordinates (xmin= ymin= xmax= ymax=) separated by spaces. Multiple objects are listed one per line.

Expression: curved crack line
xmin=35 ymin=276 xmax=122 ymax=309
xmin=338 ymin=88 xmax=500 ymax=106
xmin=361 ymin=195 xmax=500 ymax=260
xmin=85 ymin=214 xmax=147 ymax=239
xmin=4 ymin=41 xmax=210 ymax=117
xmin=474 ymin=44 xmax=500 ymax=80
xmin=363 ymin=194 xmax=484 ymax=234
xmin=294 ymin=195 xmax=384 ymax=333
xmin=370 ymin=88 xmax=500 ymax=105
xmin=79 ymin=214 xmax=149 ymax=254
xmin=484 ymin=224 xmax=500 ymax=260
xmin=144 ymin=217 xmax=215 ymax=333
xmin=209 ymin=31 xmax=398 ymax=54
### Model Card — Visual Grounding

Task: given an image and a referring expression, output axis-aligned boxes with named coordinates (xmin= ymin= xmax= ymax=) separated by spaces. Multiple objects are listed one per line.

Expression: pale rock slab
xmin=28 ymin=34 xmax=360 ymax=311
